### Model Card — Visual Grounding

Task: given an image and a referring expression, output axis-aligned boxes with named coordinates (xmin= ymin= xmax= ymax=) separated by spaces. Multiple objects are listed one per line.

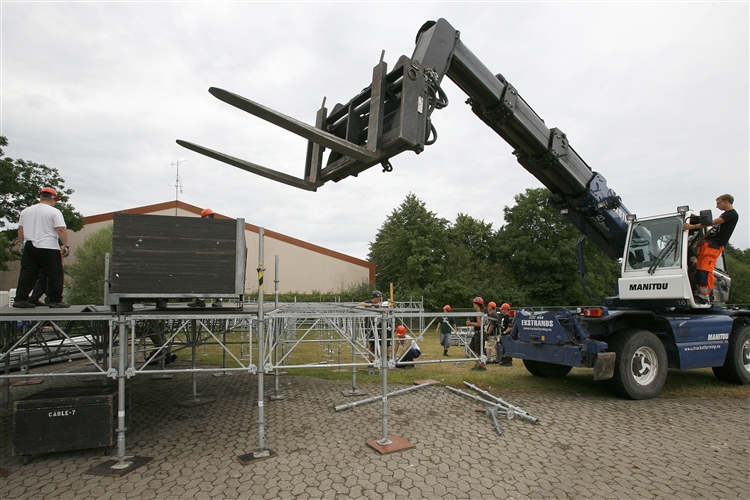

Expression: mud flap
xmin=593 ymin=352 xmax=616 ymax=380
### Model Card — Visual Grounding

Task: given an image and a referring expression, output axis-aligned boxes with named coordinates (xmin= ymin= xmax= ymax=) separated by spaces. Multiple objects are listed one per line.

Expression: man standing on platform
xmin=13 ymin=187 xmax=70 ymax=308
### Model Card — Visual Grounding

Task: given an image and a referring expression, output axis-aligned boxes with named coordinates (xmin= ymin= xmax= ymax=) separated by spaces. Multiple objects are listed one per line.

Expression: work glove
xmin=61 ymin=245 xmax=70 ymax=258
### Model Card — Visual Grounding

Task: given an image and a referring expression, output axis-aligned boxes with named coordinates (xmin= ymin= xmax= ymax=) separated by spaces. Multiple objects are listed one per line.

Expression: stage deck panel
xmin=110 ymin=214 xmax=245 ymax=297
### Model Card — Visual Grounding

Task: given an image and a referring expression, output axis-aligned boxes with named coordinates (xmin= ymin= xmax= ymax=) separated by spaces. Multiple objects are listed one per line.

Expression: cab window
xmin=625 ymin=216 xmax=683 ymax=271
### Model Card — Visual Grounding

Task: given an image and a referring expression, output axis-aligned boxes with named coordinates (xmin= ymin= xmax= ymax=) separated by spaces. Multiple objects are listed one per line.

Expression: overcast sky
xmin=2 ymin=2 xmax=748 ymax=261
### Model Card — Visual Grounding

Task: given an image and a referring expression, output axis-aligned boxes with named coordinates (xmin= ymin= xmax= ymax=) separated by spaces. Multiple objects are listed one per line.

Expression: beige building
xmin=1 ymin=201 xmax=374 ymax=297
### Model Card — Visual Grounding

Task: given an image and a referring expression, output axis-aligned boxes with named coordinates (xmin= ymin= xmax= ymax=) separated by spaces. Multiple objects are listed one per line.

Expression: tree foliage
xmin=0 ymin=136 xmax=85 ymax=269
xmin=368 ymin=190 xmax=621 ymax=310
xmin=66 ymin=225 xmax=113 ymax=305
xmin=367 ymin=194 xmax=449 ymax=302
xmin=494 ymin=188 xmax=621 ymax=306
xmin=725 ymin=244 xmax=750 ymax=304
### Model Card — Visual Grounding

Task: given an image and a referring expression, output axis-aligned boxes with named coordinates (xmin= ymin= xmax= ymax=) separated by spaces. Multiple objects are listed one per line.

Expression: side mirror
xmin=700 ymin=210 xmax=713 ymax=227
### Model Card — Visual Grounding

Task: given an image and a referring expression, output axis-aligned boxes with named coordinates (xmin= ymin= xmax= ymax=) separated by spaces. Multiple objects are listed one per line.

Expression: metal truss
xmin=1 ymin=313 xmax=113 ymax=379
xmin=0 ymin=302 xmax=491 ymax=467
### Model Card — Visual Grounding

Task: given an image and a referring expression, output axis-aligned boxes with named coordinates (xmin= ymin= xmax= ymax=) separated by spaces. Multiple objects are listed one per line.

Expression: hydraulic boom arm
xmin=178 ymin=18 xmax=631 ymax=258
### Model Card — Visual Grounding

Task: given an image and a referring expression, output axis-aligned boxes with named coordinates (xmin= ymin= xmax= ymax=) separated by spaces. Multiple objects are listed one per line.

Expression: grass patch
xmin=187 ymin=328 xmax=750 ymax=400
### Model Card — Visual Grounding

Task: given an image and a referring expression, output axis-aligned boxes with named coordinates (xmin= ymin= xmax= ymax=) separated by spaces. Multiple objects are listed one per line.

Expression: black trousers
xmin=29 ymin=269 xmax=49 ymax=302
xmin=15 ymin=241 xmax=64 ymax=303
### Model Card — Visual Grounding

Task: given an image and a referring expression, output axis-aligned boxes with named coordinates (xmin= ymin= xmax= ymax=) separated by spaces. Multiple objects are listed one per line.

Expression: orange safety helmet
xmin=487 ymin=301 xmax=497 ymax=309
xmin=473 ymin=297 xmax=484 ymax=306
xmin=39 ymin=187 xmax=58 ymax=201
xmin=443 ymin=305 xmax=451 ymax=311
xmin=396 ymin=325 xmax=407 ymax=337
xmin=500 ymin=303 xmax=511 ymax=310
xmin=200 ymin=208 xmax=216 ymax=218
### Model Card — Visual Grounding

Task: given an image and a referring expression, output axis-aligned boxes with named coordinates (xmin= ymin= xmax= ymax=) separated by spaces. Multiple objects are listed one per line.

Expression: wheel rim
xmin=631 ymin=346 xmax=658 ymax=386
xmin=742 ymin=338 xmax=750 ymax=373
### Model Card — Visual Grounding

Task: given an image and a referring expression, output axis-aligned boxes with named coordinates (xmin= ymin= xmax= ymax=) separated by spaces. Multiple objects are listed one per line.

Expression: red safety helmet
xmin=473 ymin=297 xmax=484 ymax=306
xmin=487 ymin=301 xmax=497 ymax=309
xmin=443 ymin=305 xmax=451 ymax=311
xmin=200 ymin=208 xmax=215 ymax=218
xmin=396 ymin=325 xmax=407 ymax=337
xmin=500 ymin=303 xmax=511 ymax=310
xmin=39 ymin=187 xmax=58 ymax=202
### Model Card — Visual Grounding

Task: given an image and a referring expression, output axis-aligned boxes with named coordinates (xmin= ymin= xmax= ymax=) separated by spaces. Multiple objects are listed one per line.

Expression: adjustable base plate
xmin=366 ymin=435 xmax=415 ymax=454
xmin=86 ymin=456 xmax=152 ymax=477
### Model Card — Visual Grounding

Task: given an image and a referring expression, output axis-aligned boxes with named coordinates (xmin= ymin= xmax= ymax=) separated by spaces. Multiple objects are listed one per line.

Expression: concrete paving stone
xmin=2 ymin=372 xmax=749 ymax=499
xmin=319 ymin=477 xmax=335 ymax=491
xmin=715 ymin=482 xmax=745 ymax=497
xmin=131 ymin=482 xmax=148 ymax=495
xmin=136 ymin=489 xmax=158 ymax=500
xmin=250 ymin=483 xmax=269 ymax=496
xmin=631 ymin=485 xmax=657 ymax=499
xmin=306 ymin=486 xmax=327 ymax=498
xmin=374 ymin=481 xmax=390 ymax=494
xmin=331 ymin=481 xmax=349 ymax=494
xmin=115 ymin=481 xmax=135 ymax=494
xmin=290 ymin=482 xmax=307 ymax=495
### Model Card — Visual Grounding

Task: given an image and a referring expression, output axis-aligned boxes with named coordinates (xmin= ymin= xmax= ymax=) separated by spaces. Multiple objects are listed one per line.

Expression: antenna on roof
xmin=170 ymin=159 xmax=187 ymax=215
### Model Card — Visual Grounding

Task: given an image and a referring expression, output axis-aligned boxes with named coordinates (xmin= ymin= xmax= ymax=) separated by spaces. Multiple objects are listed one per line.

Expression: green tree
xmin=440 ymin=214 xmax=494 ymax=304
xmin=368 ymin=197 xmax=529 ymax=310
xmin=725 ymin=244 xmax=750 ymax=304
xmin=368 ymin=194 xmax=449 ymax=307
xmin=0 ymin=136 xmax=85 ymax=269
xmin=725 ymin=244 xmax=750 ymax=266
xmin=439 ymin=213 xmax=525 ymax=308
xmin=66 ymin=225 xmax=113 ymax=305
xmin=450 ymin=213 xmax=494 ymax=262
xmin=494 ymin=187 xmax=619 ymax=306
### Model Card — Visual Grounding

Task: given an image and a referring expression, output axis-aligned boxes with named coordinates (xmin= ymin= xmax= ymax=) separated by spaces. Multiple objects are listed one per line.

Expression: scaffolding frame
xmin=1 ymin=301 xmax=490 ymax=465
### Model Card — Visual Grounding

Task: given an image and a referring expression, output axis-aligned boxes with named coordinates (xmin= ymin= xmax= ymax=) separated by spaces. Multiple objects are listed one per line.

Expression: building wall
xmin=2 ymin=201 xmax=375 ymax=297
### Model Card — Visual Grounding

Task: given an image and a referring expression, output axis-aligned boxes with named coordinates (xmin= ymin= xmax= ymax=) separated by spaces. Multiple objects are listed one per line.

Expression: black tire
xmin=712 ymin=324 xmax=750 ymax=385
xmin=523 ymin=359 xmax=572 ymax=378
xmin=538 ymin=362 xmax=573 ymax=378
xmin=607 ymin=329 xmax=668 ymax=400
xmin=523 ymin=359 xmax=544 ymax=377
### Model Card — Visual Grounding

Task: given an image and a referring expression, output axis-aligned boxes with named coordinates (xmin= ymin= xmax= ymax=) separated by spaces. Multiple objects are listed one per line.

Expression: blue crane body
xmin=178 ymin=19 xmax=750 ymax=399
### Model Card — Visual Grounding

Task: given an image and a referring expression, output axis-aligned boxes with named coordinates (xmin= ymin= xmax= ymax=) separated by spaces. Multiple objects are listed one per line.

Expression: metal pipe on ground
xmin=445 ymin=386 xmax=515 ymax=421
xmin=334 ymin=381 xmax=433 ymax=412
xmin=461 ymin=381 xmax=539 ymax=424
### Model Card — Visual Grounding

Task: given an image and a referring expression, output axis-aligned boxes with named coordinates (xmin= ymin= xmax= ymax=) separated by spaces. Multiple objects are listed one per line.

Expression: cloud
xmin=2 ymin=2 xmax=747 ymax=261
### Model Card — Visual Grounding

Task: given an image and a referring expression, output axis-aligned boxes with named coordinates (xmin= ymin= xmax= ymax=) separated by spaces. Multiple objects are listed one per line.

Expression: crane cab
xmin=616 ymin=209 xmax=730 ymax=309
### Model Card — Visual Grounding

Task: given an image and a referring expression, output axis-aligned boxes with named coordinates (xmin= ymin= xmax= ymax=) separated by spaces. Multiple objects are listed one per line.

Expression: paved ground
xmin=1 ymin=363 xmax=748 ymax=499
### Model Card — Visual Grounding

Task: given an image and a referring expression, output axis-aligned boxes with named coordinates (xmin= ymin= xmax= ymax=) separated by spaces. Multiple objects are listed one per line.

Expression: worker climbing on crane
xmin=683 ymin=194 xmax=738 ymax=304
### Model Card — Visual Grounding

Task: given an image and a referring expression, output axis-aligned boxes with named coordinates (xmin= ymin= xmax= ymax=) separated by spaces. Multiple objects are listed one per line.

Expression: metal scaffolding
xmin=0 ymin=299 xmax=488 ymax=470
